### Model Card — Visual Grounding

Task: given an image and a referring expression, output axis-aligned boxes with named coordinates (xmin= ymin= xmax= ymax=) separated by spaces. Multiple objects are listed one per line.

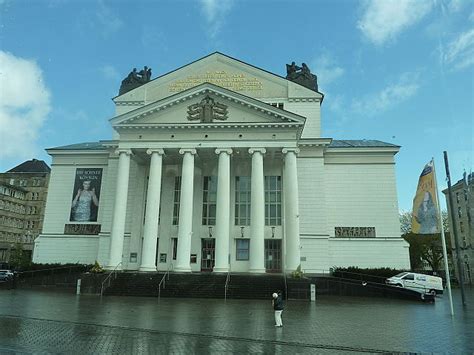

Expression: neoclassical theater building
xmin=33 ymin=53 xmax=410 ymax=273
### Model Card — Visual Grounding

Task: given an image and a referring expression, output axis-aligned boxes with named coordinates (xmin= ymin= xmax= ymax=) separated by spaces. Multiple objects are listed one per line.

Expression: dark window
xmin=235 ymin=177 xmax=251 ymax=225
xmin=265 ymin=176 xmax=281 ymax=225
xmin=173 ymin=177 xmax=181 ymax=225
xmin=202 ymin=176 xmax=217 ymax=225
xmin=172 ymin=238 xmax=178 ymax=260
xmin=236 ymin=239 xmax=249 ymax=260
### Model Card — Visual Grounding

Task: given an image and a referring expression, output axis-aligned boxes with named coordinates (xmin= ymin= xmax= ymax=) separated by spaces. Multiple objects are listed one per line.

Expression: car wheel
xmin=396 ymin=283 xmax=402 ymax=287
xmin=429 ymin=289 xmax=436 ymax=296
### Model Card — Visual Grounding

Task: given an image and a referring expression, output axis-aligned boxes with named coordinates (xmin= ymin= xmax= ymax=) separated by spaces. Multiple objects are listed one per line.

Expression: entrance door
xmin=201 ymin=238 xmax=215 ymax=271
xmin=265 ymin=239 xmax=282 ymax=272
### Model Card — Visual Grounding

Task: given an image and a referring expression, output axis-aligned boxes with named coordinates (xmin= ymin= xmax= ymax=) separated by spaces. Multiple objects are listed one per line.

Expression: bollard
xmin=310 ymin=284 xmax=316 ymax=301
xmin=76 ymin=279 xmax=81 ymax=295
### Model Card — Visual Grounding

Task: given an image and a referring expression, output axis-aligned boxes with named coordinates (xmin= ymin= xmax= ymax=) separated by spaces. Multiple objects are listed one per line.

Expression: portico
xmin=105 ymin=143 xmax=301 ymax=273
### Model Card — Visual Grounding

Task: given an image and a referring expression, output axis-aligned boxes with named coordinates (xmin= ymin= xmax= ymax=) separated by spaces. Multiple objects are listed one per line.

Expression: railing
xmin=158 ymin=263 xmax=172 ymax=299
xmin=100 ymin=262 xmax=122 ymax=296
xmin=16 ymin=264 xmax=90 ymax=287
xmin=224 ymin=271 xmax=231 ymax=300
xmin=17 ymin=264 xmax=89 ymax=276
xmin=300 ymin=268 xmax=332 ymax=276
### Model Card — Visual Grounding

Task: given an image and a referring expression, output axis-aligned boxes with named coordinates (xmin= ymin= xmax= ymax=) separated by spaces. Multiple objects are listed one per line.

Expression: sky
xmin=0 ymin=0 xmax=472 ymax=212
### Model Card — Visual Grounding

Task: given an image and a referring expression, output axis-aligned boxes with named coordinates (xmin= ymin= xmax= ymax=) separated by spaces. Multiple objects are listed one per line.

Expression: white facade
xmin=34 ymin=53 xmax=410 ymax=273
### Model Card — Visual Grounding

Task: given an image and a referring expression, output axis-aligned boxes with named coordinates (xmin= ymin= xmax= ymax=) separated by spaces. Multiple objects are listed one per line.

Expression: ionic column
xmin=248 ymin=148 xmax=266 ymax=273
xmin=107 ymin=149 xmax=132 ymax=270
xmin=139 ymin=149 xmax=164 ymax=272
xmin=174 ymin=148 xmax=196 ymax=272
xmin=283 ymin=148 xmax=301 ymax=272
xmin=213 ymin=148 xmax=232 ymax=273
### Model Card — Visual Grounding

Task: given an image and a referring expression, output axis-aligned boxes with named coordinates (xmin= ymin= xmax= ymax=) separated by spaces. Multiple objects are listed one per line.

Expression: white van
xmin=386 ymin=272 xmax=443 ymax=295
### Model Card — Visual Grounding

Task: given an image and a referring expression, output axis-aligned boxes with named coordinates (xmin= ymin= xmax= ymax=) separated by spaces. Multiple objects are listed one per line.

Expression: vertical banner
xmin=70 ymin=168 xmax=103 ymax=222
xmin=411 ymin=160 xmax=440 ymax=234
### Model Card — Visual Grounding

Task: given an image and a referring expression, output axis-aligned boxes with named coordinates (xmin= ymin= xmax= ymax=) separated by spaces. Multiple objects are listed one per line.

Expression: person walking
xmin=272 ymin=292 xmax=284 ymax=327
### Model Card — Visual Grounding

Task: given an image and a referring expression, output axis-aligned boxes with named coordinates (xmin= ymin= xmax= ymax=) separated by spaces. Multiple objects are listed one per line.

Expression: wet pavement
xmin=0 ymin=288 xmax=472 ymax=354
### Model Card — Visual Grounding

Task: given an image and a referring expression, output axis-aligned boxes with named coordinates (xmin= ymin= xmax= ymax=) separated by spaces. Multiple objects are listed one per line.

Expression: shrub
xmin=331 ymin=266 xmax=408 ymax=283
xmin=90 ymin=261 xmax=104 ymax=273
xmin=291 ymin=265 xmax=305 ymax=279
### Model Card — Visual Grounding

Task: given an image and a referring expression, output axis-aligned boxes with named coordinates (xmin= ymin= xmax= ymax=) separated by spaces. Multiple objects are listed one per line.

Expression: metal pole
xmin=432 ymin=158 xmax=454 ymax=316
xmin=444 ymin=151 xmax=467 ymax=305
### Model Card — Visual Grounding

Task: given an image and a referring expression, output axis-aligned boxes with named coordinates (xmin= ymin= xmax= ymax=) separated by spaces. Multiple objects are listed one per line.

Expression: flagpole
xmin=432 ymin=158 xmax=454 ymax=316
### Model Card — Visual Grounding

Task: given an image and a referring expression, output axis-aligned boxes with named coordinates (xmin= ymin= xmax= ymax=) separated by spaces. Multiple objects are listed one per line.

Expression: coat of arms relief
xmin=187 ymin=96 xmax=228 ymax=123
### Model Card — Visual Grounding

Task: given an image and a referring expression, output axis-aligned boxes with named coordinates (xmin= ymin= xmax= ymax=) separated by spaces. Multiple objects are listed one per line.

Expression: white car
xmin=386 ymin=272 xmax=443 ymax=295
xmin=0 ymin=270 xmax=14 ymax=281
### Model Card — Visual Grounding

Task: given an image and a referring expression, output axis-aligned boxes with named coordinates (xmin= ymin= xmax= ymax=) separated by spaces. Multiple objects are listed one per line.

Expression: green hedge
xmin=15 ymin=263 xmax=92 ymax=273
xmin=332 ymin=267 xmax=408 ymax=282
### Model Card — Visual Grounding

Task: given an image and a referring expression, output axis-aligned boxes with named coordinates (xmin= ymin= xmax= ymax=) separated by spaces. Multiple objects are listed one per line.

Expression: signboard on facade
xmin=168 ymin=71 xmax=263 ymax=93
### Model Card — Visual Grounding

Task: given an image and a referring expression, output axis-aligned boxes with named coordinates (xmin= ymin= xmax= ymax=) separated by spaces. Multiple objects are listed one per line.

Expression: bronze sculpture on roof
xmin=286 ymin=62 xmax=318 ymax=91
xmin=119 ymin=66 xmax=152 ymax=95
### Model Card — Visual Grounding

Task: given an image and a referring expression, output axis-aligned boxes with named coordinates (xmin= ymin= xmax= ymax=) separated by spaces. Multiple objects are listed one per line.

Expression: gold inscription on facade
xmin=168 ymin=71 xmax=263 ymax=92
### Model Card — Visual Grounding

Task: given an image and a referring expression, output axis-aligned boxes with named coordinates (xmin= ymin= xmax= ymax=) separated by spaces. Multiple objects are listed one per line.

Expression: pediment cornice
xmin=110 ymin=83 xmax=306 ymax=127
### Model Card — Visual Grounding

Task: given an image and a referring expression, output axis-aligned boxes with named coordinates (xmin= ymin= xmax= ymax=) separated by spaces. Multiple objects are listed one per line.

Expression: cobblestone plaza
xmin=0 ymin=289 xmax=472 ymax=354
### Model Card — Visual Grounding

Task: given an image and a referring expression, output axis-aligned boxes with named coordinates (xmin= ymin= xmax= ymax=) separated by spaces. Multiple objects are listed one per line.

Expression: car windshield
xmin=393 ymin=272 xmax=408 ymax=278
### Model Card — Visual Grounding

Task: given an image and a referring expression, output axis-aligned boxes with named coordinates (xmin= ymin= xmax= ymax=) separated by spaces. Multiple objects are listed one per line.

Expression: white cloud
xmin=311 ymin=53 xmax=345 ymax=88
xmin=442 ymin=28 xmax=474 ymax=71
xmin=95 ymin=0 xmax=123 ymax=37
xmin=100 ymin=64 xmax=120 ymax=81
xmin=200 ymin=0 xmax=234 ymax=38
xmin=352 ymin=73 xmax=420 ymax=116
xmin=447 ymin=0 xmax=470 ymax=13
xmin=0 ymin=51 xmax=51 ymax=161
xmin=358 ymin=0 xmax=433 ymax=45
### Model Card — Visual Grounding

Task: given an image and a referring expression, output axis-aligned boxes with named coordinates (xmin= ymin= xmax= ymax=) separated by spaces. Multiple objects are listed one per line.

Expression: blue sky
xmin=0 ymin=0 xmax=472 ymax=212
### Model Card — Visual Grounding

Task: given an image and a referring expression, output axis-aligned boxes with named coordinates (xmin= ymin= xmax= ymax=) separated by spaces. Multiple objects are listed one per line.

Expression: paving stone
xmin=0 ymin=288 xmax=472 ymax=354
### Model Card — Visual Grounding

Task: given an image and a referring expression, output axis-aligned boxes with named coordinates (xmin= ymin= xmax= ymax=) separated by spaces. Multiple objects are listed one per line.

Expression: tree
xmin=399 ymin=210 xmax=451 ymax=272
xmin=9 ymin=243 xmax=32 ymax=269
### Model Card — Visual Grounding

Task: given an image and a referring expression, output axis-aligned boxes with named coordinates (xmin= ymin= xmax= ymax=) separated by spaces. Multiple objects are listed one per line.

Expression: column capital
xmin=146 ymin=148 xmax=165 ymax=155
xmin=115 ymin=148 xmax=133 ymax=156
xmin=215 ymin=148 xmax=233 ymax=155
xmin=179 ymin=148 xmax=197 ymax=155
xmin=282 ymin=147 xmax=300 ymax=155
xmin=248 ymin=147 xmax=266 ymax=155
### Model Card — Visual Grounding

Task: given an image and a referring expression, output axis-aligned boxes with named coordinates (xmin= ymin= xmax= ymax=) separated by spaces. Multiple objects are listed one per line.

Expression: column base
xmin=249 ymin=268 xmax=266 ymax=274
xmin=213 ymin=267 xmax=229 ymax=273
xmin=174 ymin=265 xmax=192 ymax=273
xmin=138 ymin=266 xmax=157 ymax=272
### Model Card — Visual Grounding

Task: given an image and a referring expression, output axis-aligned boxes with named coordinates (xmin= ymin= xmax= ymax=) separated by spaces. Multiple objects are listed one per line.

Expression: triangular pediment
xmin=111 ymin=83 xmax=305 ymax=130
xmin=113 ymin=52 xmax=322 ymax=105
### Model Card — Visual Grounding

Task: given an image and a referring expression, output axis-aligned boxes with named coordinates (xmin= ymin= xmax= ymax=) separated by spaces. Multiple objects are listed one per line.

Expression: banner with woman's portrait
xmin=70 ymin=168 xmax=103 ymax=222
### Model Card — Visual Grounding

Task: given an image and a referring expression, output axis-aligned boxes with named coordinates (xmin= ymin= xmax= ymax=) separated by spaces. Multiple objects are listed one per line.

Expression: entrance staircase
xmin=103 ymin=272 xmax=288 ymax=299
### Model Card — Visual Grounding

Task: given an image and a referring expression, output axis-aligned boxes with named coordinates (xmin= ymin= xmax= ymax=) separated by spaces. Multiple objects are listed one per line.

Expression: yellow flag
xmin=411 ymin=160 xmax=440 ymax=234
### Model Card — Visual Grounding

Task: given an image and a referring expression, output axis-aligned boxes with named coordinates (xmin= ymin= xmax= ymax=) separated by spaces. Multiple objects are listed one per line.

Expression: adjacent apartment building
xmin=0 ymin=159 xmax=51 ymax=264
xmin=443 ymin=172 xmax=473 ymax=284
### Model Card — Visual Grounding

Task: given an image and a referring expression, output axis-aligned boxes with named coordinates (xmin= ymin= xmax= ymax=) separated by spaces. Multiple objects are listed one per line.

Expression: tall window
xmin=172 ymin=177 xmax=181 ymax=225
xmin=172 ymin=238 xmax=178 ymax=260
xmin=202 ymin=176 xmax=217 ymax=225
xmin=265 ymin=176 xmax=282 ymax=225
xmin=235 ymin=176 xmax=251 ymax=225
xmin=236 ymin=239 xmax=249 ymax=260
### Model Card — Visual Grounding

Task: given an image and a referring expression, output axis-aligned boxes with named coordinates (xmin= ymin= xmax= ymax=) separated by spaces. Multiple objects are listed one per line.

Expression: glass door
xmin=201 ymin=238 xmax=215 ymax=271
xmin=264 ymin=239 xmax=282 ymax=272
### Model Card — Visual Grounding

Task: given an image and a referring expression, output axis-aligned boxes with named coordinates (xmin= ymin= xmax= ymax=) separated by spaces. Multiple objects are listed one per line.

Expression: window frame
xmin=236 ymin=239 xmax=250 ymax=261
xmin=235 ymin=176 xmax=251 ymax=226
